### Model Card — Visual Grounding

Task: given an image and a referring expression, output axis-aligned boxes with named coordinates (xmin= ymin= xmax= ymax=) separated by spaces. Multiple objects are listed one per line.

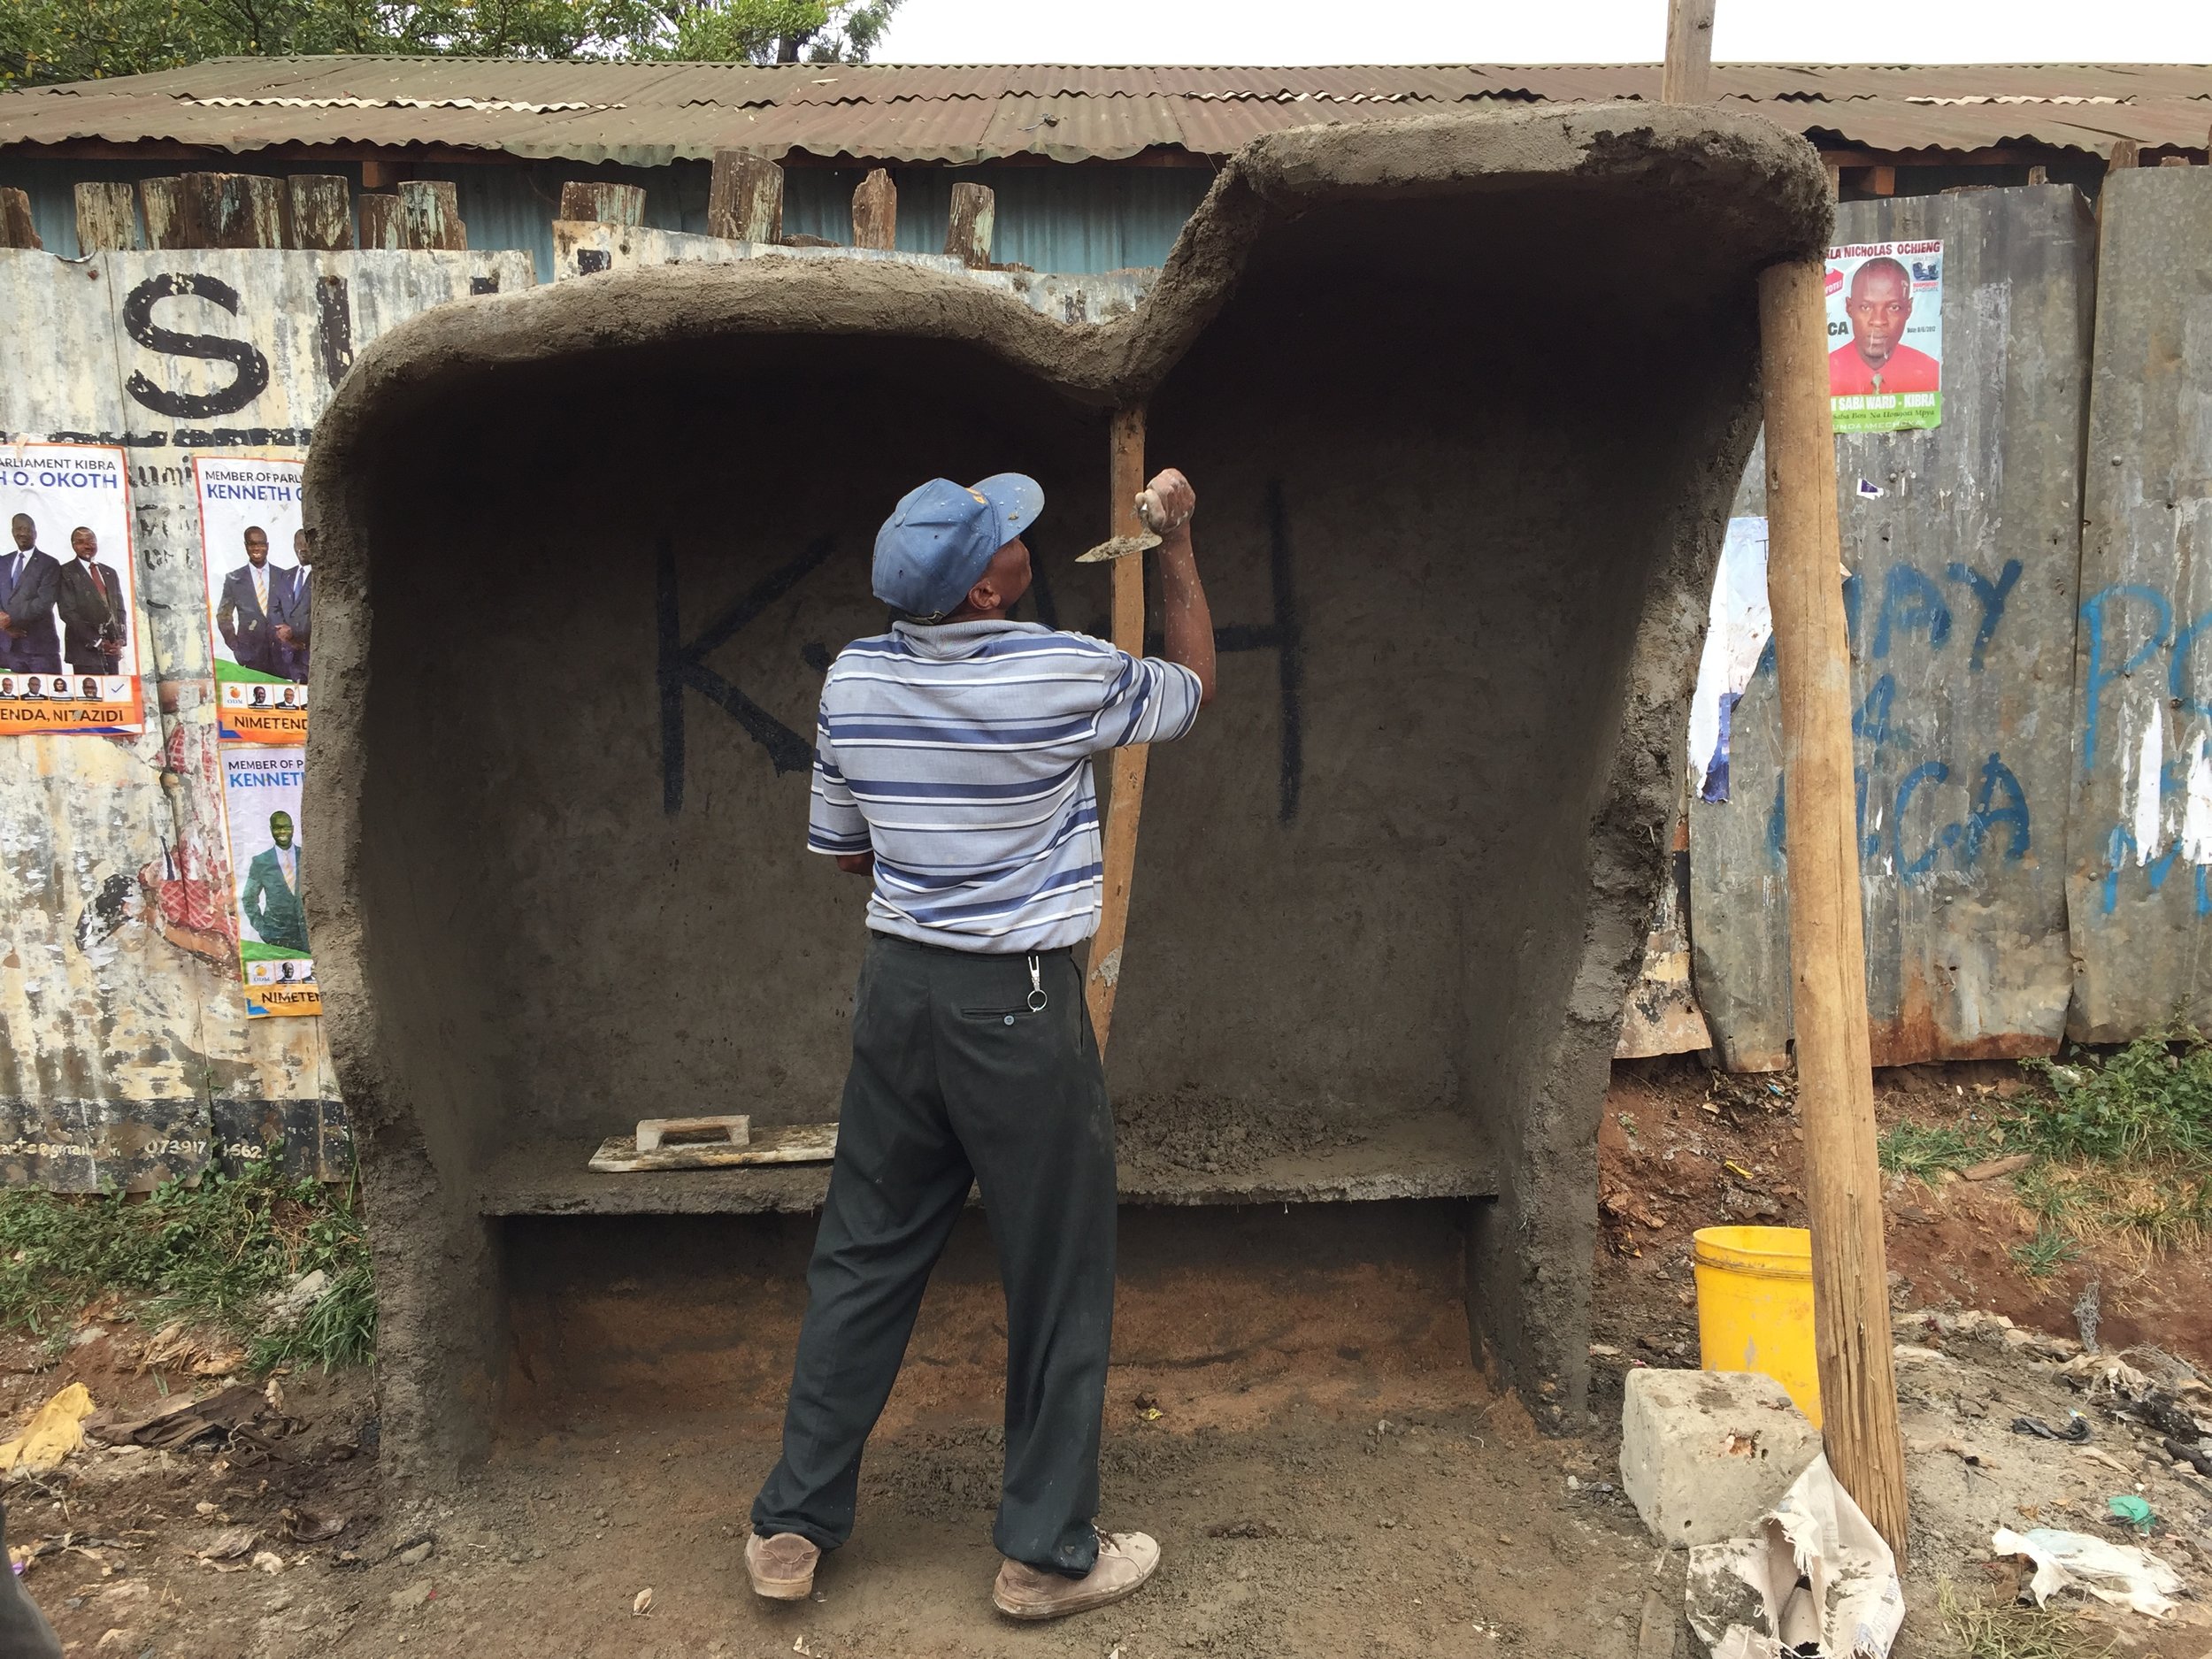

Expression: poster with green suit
xmin=219 ymin=746 xmax=319 ymax=1018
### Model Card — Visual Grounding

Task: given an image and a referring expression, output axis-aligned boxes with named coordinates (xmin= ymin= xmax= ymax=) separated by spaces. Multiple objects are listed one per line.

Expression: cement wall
xmin=302 ymin=105 xmax=1830 ymax=1479
xmin=1690 ymin=185 xmax=2098 ymax=1068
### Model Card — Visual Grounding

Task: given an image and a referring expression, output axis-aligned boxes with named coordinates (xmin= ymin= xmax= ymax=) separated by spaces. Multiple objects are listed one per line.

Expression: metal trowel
xmin=1077 ymin=481 xmax=1187 ymax=562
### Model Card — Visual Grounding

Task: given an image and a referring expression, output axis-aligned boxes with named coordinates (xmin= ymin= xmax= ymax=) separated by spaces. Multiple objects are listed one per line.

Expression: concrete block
xmin=1619 ymin=1370 xmax=1822 ymax=1547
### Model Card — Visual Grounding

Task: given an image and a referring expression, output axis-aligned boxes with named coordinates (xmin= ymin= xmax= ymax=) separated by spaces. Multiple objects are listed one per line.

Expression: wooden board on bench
xmin=588 ymin=1121 xmax=839 ymax=1174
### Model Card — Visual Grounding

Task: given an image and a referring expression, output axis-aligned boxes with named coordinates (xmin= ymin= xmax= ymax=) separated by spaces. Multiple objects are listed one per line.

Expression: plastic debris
xmin=1686 ymin=1455 xmax=1904 ymax=1659
xmin=633 ymin=1586 xmax=654 ymax=1616
xmin=0 ymin=1386 xmax=96 ymax=1478
xmin=2009 ymin=1413 xmax=2091 ymax=1443
xmin=1992 ymin=1526 xmax=2182 ymax=1617
xmin=2107 ymin=1494 xmax=2153 ymax=1531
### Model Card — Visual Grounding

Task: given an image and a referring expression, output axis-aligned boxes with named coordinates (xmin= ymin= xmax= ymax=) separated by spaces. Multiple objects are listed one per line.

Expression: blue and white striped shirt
xmin=809 ymin=619 xmax=1203 ymax=952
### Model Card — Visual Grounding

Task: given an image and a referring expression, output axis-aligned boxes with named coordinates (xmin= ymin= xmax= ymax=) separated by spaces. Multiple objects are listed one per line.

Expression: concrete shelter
xmin=303 ymin=103 xmax=1830 ymax=1485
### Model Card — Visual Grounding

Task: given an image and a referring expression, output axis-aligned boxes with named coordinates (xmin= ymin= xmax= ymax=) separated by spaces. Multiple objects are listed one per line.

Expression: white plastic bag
xmin=1991 ymin=1527 xmax=2183 ymax=1619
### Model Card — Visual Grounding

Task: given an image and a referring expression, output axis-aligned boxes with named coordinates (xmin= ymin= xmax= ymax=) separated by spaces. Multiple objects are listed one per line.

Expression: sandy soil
xmin=9 ymin=1057 xmax=2212 ymax=1659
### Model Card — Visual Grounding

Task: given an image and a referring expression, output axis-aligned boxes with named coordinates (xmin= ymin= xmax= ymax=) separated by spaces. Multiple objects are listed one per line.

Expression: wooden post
xmin=357 ymin=195 xmax=403 ymax=251
xmin=288 ymin=175 xmax=355 ymax=251
xmin=1660 ymin=0 xmax=1716 ymax=104
xmin=1756 ymin=257 xmax=1909 ymax=1563
xmin=1084 ymin=407 xmax=1151 ymax=1052
xmin=708 ymin=152 xmax=783 ymax=242
xmin=138 ymin=177 xmax=186 ymax=249
xmin=1864 ymin=165 xmax=1896 ymax=198
xmin=943 ymin=182 xmax=995 ymax=266
xmin=558 ymin=180 xmax=647 ymax=227
xmin=73 ymin=182 xmax=142 ymax=251
xmin=0 ymin=189 xmax=38 ymax=250
xmin=851 ymin=168 xmax=896 ymax=250
xmin=399 ymin=180 xmax=466 ymax=250
xmin=2108 ymin=138 xmax=2140 ymax=173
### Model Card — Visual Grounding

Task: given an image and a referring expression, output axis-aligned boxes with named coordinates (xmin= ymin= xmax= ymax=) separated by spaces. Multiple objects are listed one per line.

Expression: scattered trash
xmin=263 ymin=1377 xmax=285 ymax=1415
xmin=2161 ymin=1438 xmax=2212 ymax=1477
xmin=1991 ymin=1526 xmax=2182 ymax=1617
xmin=0 ymin=1384 xmax=96 ymax=1477
xmin=196 ymin=1527 xmax=255 ymax=1563
xmin=250 ymin=1550 xmax=285 ymax=1574
xmin=261 ymin=1269 xmax=330 ymax=1332
xmin=280 ymin=1507 xmax=347 ymax=1543
xmin=2009 ymin=1413 xmax=2090 ymax=1443
xmin=82 ymin=1383 xmax=265 ymax=1452
xmin=2106 ymin=1494 xmax=2153 ymax=1531
xmin=2061 ymin=1352 xmax=2153 ymax=1402
xmin=633 ymin=1586 xmax=654 ymax=1616
xmin=1856 ymin=478 xmax=1885 ymax=498
xmin=1686 ymin=1455 xmax=1903 ymax=1659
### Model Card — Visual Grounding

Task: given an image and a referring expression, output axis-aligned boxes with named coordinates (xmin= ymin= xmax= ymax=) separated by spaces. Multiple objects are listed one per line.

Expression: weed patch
xmin=0 ymin=1160 xmax=373 ymax=1371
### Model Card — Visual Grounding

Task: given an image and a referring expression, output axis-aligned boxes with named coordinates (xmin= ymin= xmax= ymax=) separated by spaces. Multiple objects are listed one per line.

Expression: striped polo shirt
xmin=809 ymin=618 xmax=1203 ymax=952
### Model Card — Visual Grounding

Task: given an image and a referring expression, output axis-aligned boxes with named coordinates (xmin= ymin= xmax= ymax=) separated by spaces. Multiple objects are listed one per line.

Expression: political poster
xmin=195 ymin=457 xmax=311 ymax=743
xmin=0 ymin=442 xmax=143 ymax=736
xmin=219 ymin=746 xmax=319 ymax=1018
xmin=1826 ymin=240 xmax=1943 ymax=432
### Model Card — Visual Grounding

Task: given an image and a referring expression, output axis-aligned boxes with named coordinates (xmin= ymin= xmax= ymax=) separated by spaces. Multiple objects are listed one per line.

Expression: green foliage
xmin=0 ymin=1159 xmax=373 ymax=1371
xmin=2008 ymin=1229 xmax=2079 ymax=1279
xmin=2018 ymin=1029 xmax=2212 ymax=1164
xmin=1877 ymin=1120 xmax=1978 ymax=1180
xmin=0 ymin=0 xmax=899 ymax=88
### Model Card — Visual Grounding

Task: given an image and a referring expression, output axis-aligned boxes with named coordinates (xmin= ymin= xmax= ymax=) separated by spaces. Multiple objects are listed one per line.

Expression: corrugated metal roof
xmin=3 ymin=58 xmax=2208 ymax=165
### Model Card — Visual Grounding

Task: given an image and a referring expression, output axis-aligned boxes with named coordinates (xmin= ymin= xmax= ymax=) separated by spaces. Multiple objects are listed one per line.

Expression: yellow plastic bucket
xmin=1692 ymin=1225 xmax=1821 ymax=1427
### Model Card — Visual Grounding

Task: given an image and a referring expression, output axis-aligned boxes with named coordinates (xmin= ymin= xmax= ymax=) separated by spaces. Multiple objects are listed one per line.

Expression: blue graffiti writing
xmin=1872 ymin=565 xmax=1954 ymax=659
xmin=2099 ymin=824 xmax=2208 ymax=916
xmin=2079 ymin=583 xmax=2173 ymax=772
xmin=1945 ymin=558 xmax=2023 ymax=672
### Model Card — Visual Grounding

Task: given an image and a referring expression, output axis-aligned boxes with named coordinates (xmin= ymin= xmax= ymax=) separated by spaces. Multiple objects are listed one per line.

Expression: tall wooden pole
xmin=1084 ymin=407 xmax=1149 ymax=1051
xmin=1661 ymin=0 xmax=1717 ymax=105
xmin=1757 ymin=257 xmax=1909 ymax=1563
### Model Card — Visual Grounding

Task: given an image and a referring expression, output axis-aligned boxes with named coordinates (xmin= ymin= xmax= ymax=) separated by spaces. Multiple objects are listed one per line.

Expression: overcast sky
xmin=873 ymin=0 xmax=2212 ymax=66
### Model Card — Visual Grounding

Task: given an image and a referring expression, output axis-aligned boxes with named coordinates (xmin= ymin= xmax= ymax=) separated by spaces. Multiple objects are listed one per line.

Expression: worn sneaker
xmin=745 ymin=1531 xmax=820 ymax=1601
xmin=991 ymin=1531 xmax=1161 ymax=1621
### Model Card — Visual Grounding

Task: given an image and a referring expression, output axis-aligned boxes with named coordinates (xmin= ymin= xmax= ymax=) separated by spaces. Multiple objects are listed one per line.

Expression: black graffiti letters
xmin=121 ymin=273 xmax=273 ymax=419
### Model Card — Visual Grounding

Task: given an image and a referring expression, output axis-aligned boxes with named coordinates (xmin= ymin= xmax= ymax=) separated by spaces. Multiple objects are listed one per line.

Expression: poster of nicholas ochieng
xmin=195 ymin=457 xmax=311 ymax=744
xmin=1826 ymin=240 xmax=1943 ymax=433
xmin=0 ymin=442 xmax=143 ymax=735
xmin=220 ymin=746 xmax=319 ymax=1018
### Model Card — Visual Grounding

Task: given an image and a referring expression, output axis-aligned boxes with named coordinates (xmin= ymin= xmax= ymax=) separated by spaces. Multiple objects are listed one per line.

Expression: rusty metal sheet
xmin=0 ymin=244 xmax=528 ymax=1187
xmin=2065 ymin=166 xmax=2212 ymax=1041
xmin=5 ymin=58 xmax=2210 ymax=166
xmin=1691 ymin=186 xmax=2096 ymax=1068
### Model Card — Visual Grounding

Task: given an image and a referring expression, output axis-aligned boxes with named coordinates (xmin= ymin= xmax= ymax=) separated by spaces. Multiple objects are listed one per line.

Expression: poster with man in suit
xmin=196 ymin=457 xmax=309 ymax=743
xmin=220 ymin=745 xmax=319 ymax=1018
xmin=0 ymin=444 xmax=142 ymax=737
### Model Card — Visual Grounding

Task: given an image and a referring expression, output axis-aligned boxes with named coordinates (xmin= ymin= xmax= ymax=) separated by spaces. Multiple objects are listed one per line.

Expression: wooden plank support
xmin=399 ymin=180 xmax=466 ymax=251
xmin=137 ymin=173 xmax=284 ymax=249
xmin=138 ymin=177 xmax=186 ymax=249
xmin=288 ymin=175 xmax=355 ymax=251
xmin=1660 ymin=0 xmax=1716 ymax=105
xmin=943 ymin=182 xmax=995 ymax=266
xmin=2108 ymin=139 xmax=2141 ymax=173
xmin=1756 ymin=257 xmax=1909 ymax=1563
xmin=73 ymin=182 xmax=142 ymax=251
xmin=851 ymin=167 xmax=896 ymax=250
xmin=0 ymin=188 xmax=38 ymax=250
xmin=707 ymin=151 xmax=783 ymax=242
xmin=1864 ymin=165 xmax=1896 ymax=197
xmin=357 ymin=195 xmax=403 ymax=250
xmin=1084 ymin=406 xmax=1152 ymax=1052
xmin=558 ymin=180 xmax=647 ymax=227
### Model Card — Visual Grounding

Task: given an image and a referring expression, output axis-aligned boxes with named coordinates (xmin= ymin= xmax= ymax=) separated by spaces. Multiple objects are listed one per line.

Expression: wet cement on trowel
xmin=302 ymin=102 xmax=1832 ymax=1486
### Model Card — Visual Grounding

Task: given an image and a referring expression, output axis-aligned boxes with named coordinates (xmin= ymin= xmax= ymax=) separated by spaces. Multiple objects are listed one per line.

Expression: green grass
xmin=2008 ymin=1229 xmax=2080 ymax=1279
xmin=1878 ymin=1030 xmax=2212 ymax=1254
xmin=0 ymin=1158 xmax=373 ymax=1372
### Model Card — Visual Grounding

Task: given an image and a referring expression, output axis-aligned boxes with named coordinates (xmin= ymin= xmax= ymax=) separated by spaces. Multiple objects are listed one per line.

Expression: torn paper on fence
xmin=1991 ymin=1527 xmax=2183 ymax=1619
xmin=1686 ymin=1454 xmax=1904 ymax=1659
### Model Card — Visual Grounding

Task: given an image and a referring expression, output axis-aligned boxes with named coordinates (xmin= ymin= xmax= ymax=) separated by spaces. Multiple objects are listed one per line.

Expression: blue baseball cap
xmin=872 ymin=472 xmax=1044 ymax=619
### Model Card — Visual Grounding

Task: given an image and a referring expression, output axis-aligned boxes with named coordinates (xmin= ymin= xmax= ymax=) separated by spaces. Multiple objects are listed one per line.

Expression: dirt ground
xmin=11 ymin=1059 xmax=2212 ymax=1659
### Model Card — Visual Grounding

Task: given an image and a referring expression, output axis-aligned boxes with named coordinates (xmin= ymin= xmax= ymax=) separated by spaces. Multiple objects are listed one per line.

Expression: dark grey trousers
xmin=750 ymin=933 xmax=1117 ymax=1576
